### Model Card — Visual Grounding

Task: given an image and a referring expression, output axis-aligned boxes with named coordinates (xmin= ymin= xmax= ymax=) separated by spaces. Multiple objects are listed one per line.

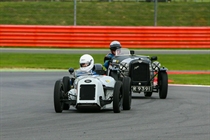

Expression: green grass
xmin=0 ymin=2 xmax=209 ymax=26
xmin=152 ymin=54 xmax=210 ymax=70
xmin=0 ymin=1 xmax=209 ymax=85
xmin=0 ymin=53 xmax=209 ymax=85
xmin=169 ymin=74 xmax=210 ymax=85
xmin=0 ymin=53 xmax=209 ymax=70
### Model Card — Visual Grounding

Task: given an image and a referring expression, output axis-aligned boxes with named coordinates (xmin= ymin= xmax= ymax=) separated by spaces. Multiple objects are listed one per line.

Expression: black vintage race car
xmin=105 ymin=48 xmax=168 ymax=99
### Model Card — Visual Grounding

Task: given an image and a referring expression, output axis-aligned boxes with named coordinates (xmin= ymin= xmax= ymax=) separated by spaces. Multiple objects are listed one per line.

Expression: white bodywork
xmin=68 ymin=74 xmax=116 ymax=110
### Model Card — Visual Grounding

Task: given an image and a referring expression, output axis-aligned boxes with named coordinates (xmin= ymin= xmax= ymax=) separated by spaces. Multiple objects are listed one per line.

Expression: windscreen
xmin=115 ymin=48 xmax=130 ymax=56
xmin=75 ymin=70 xmax=93 ymax=77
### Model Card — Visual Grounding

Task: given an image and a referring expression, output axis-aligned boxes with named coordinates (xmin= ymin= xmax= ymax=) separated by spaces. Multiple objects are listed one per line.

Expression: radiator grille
xmin=131 ymin=63 xmax=150 ymax=82
xmin=79 ymin=85 xmax=95 ymax=100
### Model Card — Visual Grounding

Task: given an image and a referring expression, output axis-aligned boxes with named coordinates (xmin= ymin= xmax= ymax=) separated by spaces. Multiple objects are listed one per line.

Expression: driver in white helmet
xmin=68 ymin=54 xmax=97 ymax=100
xmin=74 ymin=54 xmax=97 ymax=77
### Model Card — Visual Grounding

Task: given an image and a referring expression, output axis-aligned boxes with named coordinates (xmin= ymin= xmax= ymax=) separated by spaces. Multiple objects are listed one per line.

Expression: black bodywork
xmin=105 ymin=48 xmax=168 ymax=99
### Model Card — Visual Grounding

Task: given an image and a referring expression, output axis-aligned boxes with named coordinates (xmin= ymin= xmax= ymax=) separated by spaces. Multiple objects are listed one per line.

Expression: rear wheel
xmin=62 ymin=76 xmax=70 ymax=110
xmin=158 ymin=72 xmax=168 ymax=99
xmin=110 ymin=71 xmax=119 ymax=81
xmin=122 ymin=77 xmax=131 ymax=110
xmin=113 ymin=81 xmax=123 ymax=113
xmin=54 ymin=80 xmax=64 ymax=113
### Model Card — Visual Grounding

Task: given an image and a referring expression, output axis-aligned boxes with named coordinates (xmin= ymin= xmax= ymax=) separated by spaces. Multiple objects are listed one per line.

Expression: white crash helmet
xmin=79 ymin=54 xmax=94 ymax=72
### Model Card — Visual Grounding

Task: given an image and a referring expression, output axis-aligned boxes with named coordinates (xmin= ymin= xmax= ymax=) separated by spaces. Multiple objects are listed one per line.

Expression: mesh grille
xmin=131 ymin=63 xmax=150 ymax=82
xmin=80 ymin=85 xmax=95 ymax=100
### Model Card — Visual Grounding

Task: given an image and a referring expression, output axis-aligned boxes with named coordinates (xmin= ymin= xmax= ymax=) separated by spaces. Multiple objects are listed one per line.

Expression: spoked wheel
xmin=158 ymin=72 xmax=168 ymax=99
xmin=113 ymin=81 xmax=123 ymax=113
xmin=54 ymin=80 xmax=64 ymax=113
xmin=62 ymin=76 xmax=70 ymax=110
xmin=122 ymin=77 xmax=131 ymax=110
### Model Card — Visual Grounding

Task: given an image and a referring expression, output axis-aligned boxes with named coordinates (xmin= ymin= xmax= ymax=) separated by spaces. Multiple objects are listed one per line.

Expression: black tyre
xmin=54 ymin=80 xmax=64 ymax=113
xmin=144 ymin=92 xmax=153 ymax=97
xmin=110 ymin=71 xmax=119 ymax=81
xmin=62 ymin=76 xmax=70 ymax=110
xmin=158 ymin=72 xmax=168 ymax=99
xmin=122 ymin=77 xmax=131 ymax=110
xmin=113 ymin=81 xmax=123 ymax=113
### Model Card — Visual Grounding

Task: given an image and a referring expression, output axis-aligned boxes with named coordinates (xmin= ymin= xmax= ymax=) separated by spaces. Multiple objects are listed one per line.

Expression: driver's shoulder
xmin=105 ymin=52 xmax=112 ymax=56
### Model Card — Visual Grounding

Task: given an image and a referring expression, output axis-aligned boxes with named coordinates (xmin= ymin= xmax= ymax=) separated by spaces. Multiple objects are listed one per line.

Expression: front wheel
xmin=158 ymin=72 xmax=168 ymax=99
xmin=122 ymin=77 xmax=131 ymax=110
xmin=113 ymin=81 xmax=123 ymax=113
xmin=62 ymin=76 xmax=70 ymax=110
xmin=54 ymin=80 xmax=64 ymax=113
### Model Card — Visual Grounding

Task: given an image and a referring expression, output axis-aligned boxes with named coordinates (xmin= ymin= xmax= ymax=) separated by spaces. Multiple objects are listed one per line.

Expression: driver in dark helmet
xmin=103 ymin=41 xmax=122 ymax=69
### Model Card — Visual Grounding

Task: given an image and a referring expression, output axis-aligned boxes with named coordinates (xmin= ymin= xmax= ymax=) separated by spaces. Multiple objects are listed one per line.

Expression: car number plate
xmin=131 ymin=86 xmax=151 ymax=92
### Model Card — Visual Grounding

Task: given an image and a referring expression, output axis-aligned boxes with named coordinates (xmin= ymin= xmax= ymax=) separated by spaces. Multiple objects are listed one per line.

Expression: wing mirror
xmin=68 ymin=68 xmax=74 ymax=74
xmin=130 ymin=50 xmax=135 ymax=55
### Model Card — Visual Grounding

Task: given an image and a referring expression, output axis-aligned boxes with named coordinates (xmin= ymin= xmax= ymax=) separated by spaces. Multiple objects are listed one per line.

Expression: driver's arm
xmin=103 ymin=54 xmax=113 ymax=69
xmin=104 ymin=60 xmax=110 ymax=69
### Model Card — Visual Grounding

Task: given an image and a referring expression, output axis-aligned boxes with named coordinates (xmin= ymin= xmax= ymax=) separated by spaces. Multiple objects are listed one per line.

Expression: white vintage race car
xmin=53 ymin=64 xmax=131 ymax=113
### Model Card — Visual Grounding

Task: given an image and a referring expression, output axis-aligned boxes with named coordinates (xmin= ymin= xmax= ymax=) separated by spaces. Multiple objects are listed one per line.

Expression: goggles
xmin=80 ymin=63 xmax=89 ymax=67
xmin=110 ymin=48 xmax=117 ymax=51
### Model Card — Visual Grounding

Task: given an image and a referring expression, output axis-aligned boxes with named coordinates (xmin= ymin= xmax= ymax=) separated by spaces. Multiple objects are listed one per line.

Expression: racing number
xmin=132 ymin=86 xmax=151 ymax=92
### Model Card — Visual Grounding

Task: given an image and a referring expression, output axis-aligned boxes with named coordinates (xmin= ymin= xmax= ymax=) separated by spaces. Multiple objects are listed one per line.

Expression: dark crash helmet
xmin=109 ymin=41 xmax=121 ymax=51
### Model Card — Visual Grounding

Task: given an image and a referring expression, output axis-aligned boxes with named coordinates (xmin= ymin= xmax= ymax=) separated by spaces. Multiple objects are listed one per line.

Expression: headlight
xmin=152 ymin=61 xmax=161 ymax=70
xmin=120 ymin=62 xmax=128 ymax=70
xmin=119 ymin=62 xmax=129 ymax=76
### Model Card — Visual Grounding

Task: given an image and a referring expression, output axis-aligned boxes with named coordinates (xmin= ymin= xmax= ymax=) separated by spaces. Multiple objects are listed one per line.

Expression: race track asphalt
xmin=0 ymin=72 xmax=210 ymax=140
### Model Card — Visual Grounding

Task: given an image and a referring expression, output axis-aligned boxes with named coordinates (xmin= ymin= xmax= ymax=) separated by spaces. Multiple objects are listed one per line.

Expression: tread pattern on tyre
xmin=62 ymin=76 xmax=70 ymax=110
xmin=113 ymin=81 xmax=122 ymax=113
xmin=159 ymin=72 xmax=168 ymax=99
xmin=54 ymin=80 xmax=63 ymax=113
xmin=122 ymin=77 xmax=131 ymax=110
